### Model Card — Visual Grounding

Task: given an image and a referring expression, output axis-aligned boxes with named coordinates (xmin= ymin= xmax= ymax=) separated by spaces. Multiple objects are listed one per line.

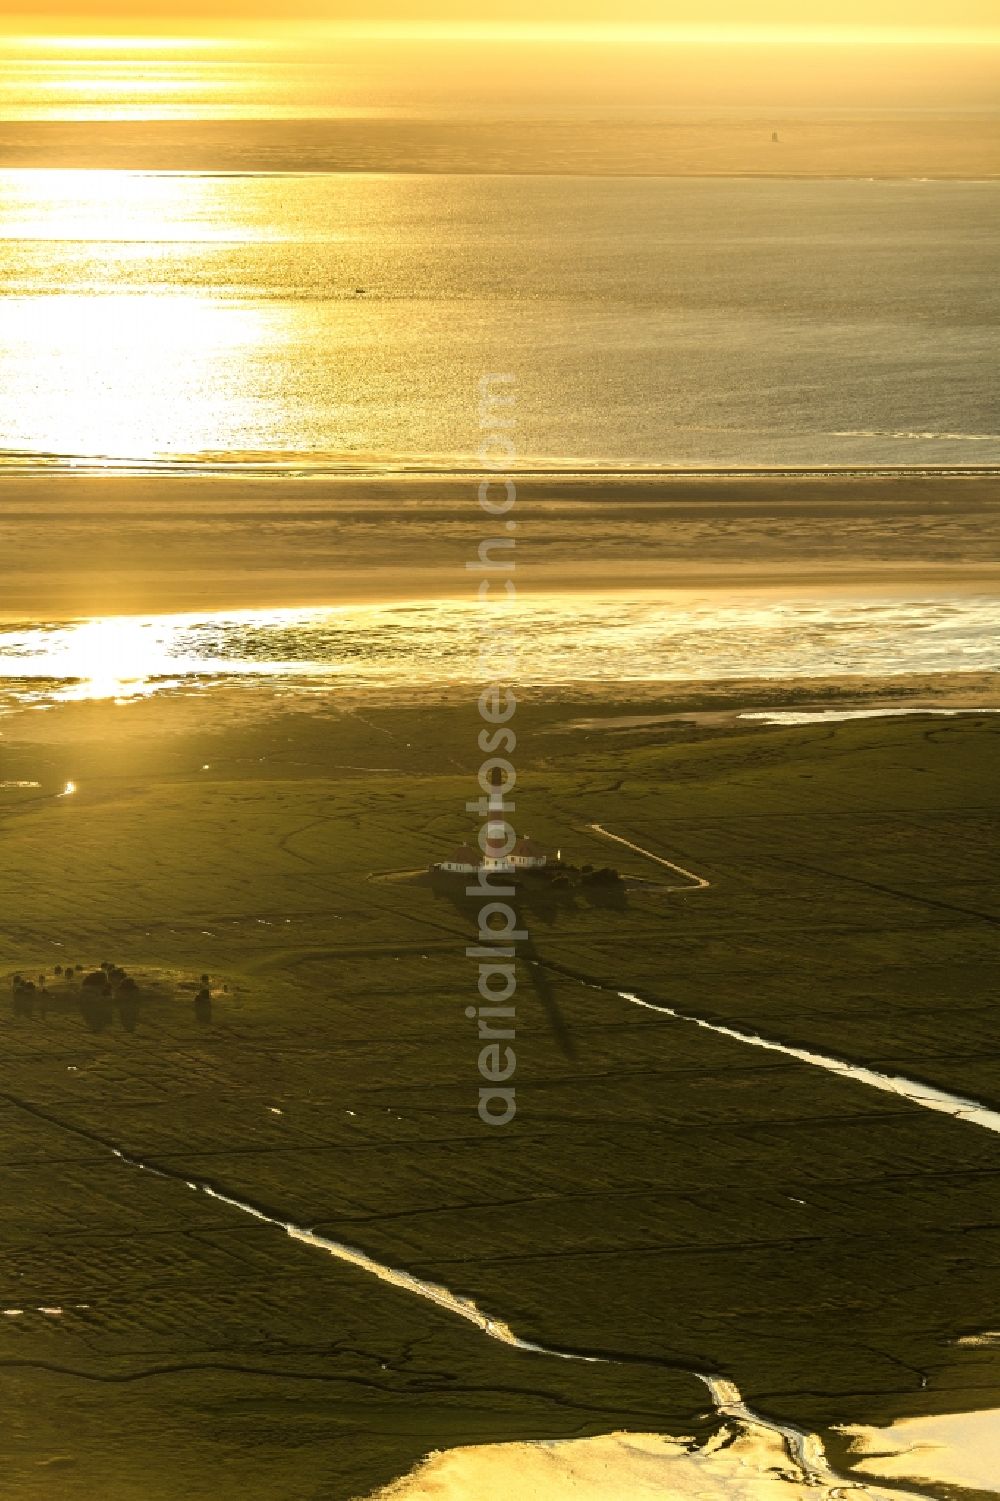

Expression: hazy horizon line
xmin=6 ymin=23 xmax=1000 ymax=49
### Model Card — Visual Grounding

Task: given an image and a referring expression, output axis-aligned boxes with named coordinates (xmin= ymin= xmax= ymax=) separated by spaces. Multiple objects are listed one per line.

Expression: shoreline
xmin=2 ymin=462 xmax=1000 ymax=478
xmin=1 ymin=172 xmax=998 ymax=180
xmin=1 ymin=673 xmax=998 ymax=740
xmin=2 ymin=569 xmax=999 ymax=623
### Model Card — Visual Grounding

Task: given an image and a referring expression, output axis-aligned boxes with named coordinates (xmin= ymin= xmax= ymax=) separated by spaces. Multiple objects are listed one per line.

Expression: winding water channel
xmin=4 ymin=832 xmax=996 ymax=1497
xmin=617 ymin=989 xmax=1000 ymax=1135
xmin=9 ymin=939 xmax=1000 ymax=1500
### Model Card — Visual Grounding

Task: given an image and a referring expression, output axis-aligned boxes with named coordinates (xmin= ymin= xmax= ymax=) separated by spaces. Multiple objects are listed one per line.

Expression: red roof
xmin=447 ymin=844 xmax=479 ymax=865
xmin=513 ymin=837 xmax=547 ymax=858
xmin=482 ymin=824 xmax=511 ymax=858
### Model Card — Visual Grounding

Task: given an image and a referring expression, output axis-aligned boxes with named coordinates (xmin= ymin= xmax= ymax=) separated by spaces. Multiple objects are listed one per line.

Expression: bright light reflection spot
xmin=0 ymin=169 xmax=267 ymax=242
xmin=0 ymin=608 xmax=329 ymax=704
xmin=1 ymin=290 xmax=268 ymax=465
xmin=66 ymin=618 xmax=160 ymax=698
xmin=0 ymin=169 xmax=278 ymax=464
xmin=59 ymin=781 xmax=77 ymax=797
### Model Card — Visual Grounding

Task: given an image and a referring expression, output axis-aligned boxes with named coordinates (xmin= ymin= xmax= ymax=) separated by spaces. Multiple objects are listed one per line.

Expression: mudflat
xmin=1 ymin=471 xmax=998 ymax=618
xmin=1 ymin=686 xmax=998 ymax=1499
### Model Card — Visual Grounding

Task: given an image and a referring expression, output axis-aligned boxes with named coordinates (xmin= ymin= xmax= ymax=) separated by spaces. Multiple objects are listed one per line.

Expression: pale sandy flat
xmin=841 ymin=1407 xmax=1000 ymax=1494
xmin=362 ymin=1429 xmax=919 ymax=1501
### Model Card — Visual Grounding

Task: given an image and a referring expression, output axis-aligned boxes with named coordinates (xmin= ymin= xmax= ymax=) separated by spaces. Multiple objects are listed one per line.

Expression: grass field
xmin=0 ymin=686 xmax=998 ymax=1499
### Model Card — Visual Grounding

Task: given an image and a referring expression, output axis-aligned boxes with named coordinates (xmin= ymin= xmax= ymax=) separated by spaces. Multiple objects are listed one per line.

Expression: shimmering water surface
xmin=2 ymin=170 xmax=999 ymax=470
xmin=2 ymin=69 xmax=999 ymax=1501
xmin=1 ymin=593 xmax=996 ymax=709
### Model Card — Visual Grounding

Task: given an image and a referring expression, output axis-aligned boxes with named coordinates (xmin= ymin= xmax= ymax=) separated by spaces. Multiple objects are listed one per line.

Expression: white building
xmin=511 ymin=836 xmax=548 ymax=869
xmin=436 ymin=834 xmax=549 ymax=874
xmin=481 ymin=824 xmax=514 ymax=872
xmin=439 ymin=843 xmax=480 ymax=873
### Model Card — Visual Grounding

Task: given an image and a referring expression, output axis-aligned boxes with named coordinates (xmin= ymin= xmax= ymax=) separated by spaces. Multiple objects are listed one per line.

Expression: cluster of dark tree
xmin=10 ymin=971 xmax=49 ymax=1018
xmin=12 ymin=972 xmax=43 ymax=992
xmin=549 ymin=864 xmax=621 ymax=888
xmin=192 ymin=974 xmax=213 ymax=1024
xmin=9 ymin=964 xmax=219 ymax=1030
xmin=9 ymin=961 xmax=141 ymax=1002
xmin=80 ymin=961 xmax=139 ymax=998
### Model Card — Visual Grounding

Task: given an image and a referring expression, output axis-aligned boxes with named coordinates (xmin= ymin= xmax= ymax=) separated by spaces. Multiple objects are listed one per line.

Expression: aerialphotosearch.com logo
xmin=465 ymin=373 xmax=521 ymax=1127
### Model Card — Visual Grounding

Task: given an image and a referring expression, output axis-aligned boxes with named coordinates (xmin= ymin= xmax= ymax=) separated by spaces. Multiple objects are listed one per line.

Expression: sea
xmin=1 ymin=169 xmax=999 ymax=471
xmin=1 ymin=57 xmax=999 ymax=693
xmin=2 ymin=53 xmax=1000 ymax=1501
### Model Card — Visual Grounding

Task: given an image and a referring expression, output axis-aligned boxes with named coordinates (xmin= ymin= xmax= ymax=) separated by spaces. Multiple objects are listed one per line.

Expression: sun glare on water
xmin=56 ymin=617 xmax=171 ymax=699
xmin=0 ymin=609 xmax=332 ymax=705
xmin=4 ymin=292 xmax=265 ymax=464
xmin=0 ymin=170 xmax=273 ymax=464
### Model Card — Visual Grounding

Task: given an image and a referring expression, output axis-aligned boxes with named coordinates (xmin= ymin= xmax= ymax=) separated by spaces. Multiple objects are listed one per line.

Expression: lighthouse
xmin=434 ymin=765 xmax=550 ymax=873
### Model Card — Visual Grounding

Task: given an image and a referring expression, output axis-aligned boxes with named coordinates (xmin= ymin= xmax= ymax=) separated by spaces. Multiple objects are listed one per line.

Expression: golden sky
xmin=7 ymin=0 xmax=1000 ymax=40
